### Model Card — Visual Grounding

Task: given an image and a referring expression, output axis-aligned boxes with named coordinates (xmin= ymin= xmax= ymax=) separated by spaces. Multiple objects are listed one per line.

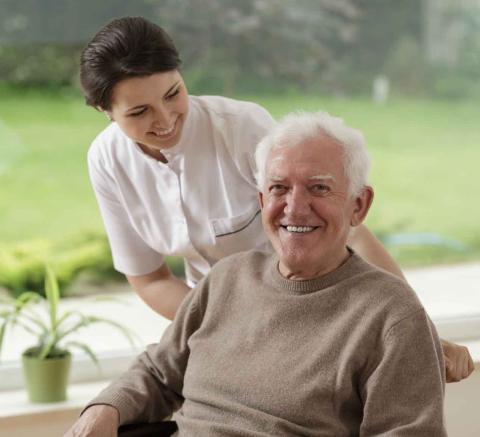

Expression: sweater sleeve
xmin=359 ymin=309 xmax=447 ymax=436
xmin=83 ymin=277 xmax=209 ymax=425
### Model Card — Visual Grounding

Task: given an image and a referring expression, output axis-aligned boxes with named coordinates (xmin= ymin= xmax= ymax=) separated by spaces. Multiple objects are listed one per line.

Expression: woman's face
xmin=106 ymin=70 xmax=189 ymax=151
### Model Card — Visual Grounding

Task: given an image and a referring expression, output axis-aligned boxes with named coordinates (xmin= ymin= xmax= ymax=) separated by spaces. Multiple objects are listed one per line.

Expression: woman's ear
xmin=98 ymin=107 xmax=113 ymax=121
xmin=350 ymin=186 xmax=374 ymax=227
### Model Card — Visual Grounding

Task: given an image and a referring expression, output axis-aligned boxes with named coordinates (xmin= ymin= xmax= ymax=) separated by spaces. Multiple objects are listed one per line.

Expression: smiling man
xmin=66 ymin=111 xmax=447 ymax=436
xmin=258 ymin=130 xmax=373 ymax=280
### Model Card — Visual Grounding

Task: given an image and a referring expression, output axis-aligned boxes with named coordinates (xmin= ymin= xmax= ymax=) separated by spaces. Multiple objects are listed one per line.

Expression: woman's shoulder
xmin=88 ymin=122 xmax=131 ymax=162
xmin=190 ymin=95 xmax=273 ymax=124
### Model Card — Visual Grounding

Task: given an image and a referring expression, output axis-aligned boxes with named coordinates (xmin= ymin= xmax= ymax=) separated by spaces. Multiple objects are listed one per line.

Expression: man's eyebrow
xmin=126 ymin=81 xmax=181 ymax=112
xmin=309 ymin=174 xmax=336 ymax=182
xmin=269 ymin=175 xmax=286 ymax=182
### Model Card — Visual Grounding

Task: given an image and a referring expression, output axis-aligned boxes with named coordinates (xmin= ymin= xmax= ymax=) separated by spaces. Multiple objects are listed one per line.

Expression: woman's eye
xmin=165 ymin=88 xmax=180 ymax=100
xmin=129 ymin=108 xmax=147 ymax=117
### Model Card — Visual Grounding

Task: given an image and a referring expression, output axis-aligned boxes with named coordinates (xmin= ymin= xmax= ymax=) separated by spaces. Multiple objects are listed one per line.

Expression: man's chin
xmin=278 ymin=254 xmax=313 ymax=278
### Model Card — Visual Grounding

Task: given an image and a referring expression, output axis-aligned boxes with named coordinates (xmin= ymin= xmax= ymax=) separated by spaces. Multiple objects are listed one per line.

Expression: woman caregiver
xmin=80 ymin=17 xmax=473 ymax=381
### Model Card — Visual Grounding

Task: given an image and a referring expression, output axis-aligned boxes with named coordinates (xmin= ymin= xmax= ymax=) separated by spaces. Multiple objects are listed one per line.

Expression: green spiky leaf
xmin=64 ymin=341 xmax=100 ymax=370
xmin=44 ymin=264 xmax=59 ymax=330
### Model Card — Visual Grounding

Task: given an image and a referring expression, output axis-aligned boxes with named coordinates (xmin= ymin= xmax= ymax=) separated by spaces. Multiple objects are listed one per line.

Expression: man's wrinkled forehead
xmin=266 ymin=146 xmax=337 ymax=178
xmin=268 ymin=173 xmax=336 ymax=183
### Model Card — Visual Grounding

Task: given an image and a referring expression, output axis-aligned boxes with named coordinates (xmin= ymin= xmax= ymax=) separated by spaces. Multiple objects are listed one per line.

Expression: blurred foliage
xmin=0 ymin=232 xmax=119 ymax=297
xmin=0 ymin=0 xmax=478 ymax=97
xmin=156 ymin=0 xmax=359 ymax=95
xmin=0 ymin=44 xmax=82 ymax=87
xmin=0 ymin=230 xmax=185 ymax=298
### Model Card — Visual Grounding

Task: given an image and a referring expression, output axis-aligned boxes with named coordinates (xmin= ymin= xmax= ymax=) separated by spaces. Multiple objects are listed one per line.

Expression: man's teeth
xmin=285 ymin=226 xmax=315 ymax=233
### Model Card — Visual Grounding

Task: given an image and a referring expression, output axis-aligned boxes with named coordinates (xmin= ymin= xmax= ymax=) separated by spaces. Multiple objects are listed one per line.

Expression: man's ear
xmin=350 ymin=186 xmax=374 ymax=227
xmin=258 ymin=192 xmax=264 ymax=209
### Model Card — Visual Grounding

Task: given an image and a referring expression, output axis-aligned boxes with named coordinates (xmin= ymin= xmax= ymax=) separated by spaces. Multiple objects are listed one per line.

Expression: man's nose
xmin=284 ymin=187 xmax=311 ymax=218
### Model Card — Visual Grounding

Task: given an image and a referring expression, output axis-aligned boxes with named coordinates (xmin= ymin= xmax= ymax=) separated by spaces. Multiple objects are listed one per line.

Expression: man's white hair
xmin=254 ymin=111 xmax=371 ymax=195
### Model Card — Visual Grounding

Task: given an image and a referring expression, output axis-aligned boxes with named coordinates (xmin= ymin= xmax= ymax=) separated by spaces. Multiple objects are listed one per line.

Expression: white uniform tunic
xmin=88 ymin=95 xmax=276 ymax=286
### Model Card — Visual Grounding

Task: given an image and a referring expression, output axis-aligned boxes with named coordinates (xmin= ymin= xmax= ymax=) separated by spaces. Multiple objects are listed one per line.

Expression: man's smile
xmin=280 ymin=225 xmax=320 ymax=233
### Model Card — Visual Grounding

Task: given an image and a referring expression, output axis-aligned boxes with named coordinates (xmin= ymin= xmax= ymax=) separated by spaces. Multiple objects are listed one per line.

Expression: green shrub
xmin=0 ymin=232 xmax=117 ymax=297
xmin=0 ymin=43 xmax=81 ymax=87
xmin=0 ymin=231 xmax=186 ymax=297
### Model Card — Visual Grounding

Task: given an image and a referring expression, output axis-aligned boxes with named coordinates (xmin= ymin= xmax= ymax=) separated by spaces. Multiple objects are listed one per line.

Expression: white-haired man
xmin=67 ymin=112 xmax=447 ymax=436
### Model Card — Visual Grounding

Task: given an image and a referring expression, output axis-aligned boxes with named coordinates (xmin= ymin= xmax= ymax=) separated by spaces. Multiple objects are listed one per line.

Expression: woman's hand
xmin=63 ymin=404 xmax=119 ymax=437
xmin=442 ymin=339 xmax=475 ymax=382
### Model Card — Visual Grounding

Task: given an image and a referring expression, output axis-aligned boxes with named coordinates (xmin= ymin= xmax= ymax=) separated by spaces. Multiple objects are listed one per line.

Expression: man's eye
xmin=270 ymin=185 xmax=287 ymax=194
xmin=165 ymin=88 xmax=180 ymax=101
xmin=311 ymin=184 xmax=329 ymax=194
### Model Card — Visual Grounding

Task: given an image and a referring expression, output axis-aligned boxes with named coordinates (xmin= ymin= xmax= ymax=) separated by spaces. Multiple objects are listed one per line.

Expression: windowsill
xmin=405 ymin=261 xmax=480 ymax=350
xmin=0 ymin=380 xmax=110 ymax=420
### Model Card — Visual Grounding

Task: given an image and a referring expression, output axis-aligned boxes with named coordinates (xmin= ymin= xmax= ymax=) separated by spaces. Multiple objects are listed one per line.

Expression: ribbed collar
xmin=266 ymin=248 xmax=367 ymax=295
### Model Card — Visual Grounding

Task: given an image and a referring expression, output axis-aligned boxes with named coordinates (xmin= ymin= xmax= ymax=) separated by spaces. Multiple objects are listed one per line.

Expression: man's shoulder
xmin=351 ymin=255 xmax=425 ymax=323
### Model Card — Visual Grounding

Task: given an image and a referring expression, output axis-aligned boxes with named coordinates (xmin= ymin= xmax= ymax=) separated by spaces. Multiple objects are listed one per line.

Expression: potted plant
xmin=0 ymin=265 xmax=137 ymax=403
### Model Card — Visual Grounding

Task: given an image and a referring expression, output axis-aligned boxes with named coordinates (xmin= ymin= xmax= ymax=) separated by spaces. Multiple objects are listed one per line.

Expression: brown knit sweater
xmin=88 ymin=250 xmax=447 ymax=436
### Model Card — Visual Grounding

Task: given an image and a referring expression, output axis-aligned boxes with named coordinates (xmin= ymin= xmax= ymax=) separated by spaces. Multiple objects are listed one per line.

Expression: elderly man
xmin=67 ymin=111 xmax=447 ymax=436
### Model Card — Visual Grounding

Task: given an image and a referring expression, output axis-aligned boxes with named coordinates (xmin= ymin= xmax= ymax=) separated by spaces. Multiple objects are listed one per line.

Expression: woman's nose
xmin=152 ymin=105 xmax=172 ymax=128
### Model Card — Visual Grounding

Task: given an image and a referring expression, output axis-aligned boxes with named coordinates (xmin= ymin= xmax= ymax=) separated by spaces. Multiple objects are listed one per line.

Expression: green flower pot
xmin=22 ymin=347 xmax=71 ymax=403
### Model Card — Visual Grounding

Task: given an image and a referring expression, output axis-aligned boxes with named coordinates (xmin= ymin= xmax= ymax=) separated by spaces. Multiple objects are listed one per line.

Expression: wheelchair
xmin=118 ymin=420 xmax=178 ymax=436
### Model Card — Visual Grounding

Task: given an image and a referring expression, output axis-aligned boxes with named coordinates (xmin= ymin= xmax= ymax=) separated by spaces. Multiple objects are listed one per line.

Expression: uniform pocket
xmin=211 ymin=206 xmax=261 ymax=237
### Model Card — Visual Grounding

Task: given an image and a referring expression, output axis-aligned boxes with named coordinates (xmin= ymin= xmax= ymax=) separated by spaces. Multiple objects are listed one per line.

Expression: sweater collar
xmin=267 ymin=247 xmax=367 ymax=294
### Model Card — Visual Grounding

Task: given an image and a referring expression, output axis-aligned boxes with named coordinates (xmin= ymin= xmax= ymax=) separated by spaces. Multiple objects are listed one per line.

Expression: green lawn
xmin=1 ymin=88 xmax=479 ymax=267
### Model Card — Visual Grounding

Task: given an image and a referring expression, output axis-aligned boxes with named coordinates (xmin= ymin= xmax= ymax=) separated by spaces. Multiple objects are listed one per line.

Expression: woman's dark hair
xmin=80 ymin=16 xmax=181 ymax=110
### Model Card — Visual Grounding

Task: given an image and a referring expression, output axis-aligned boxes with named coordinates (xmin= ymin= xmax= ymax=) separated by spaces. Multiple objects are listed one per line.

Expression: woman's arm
xmin=127 ymin=263 xmax=191 ymax=320
xmin=347 ymin=224 xmax=405 ymax=279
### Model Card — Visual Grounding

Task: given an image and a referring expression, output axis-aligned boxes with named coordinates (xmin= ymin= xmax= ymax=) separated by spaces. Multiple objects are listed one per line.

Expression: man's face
xmin=259 ymin=136 xmax=372 ymax=279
